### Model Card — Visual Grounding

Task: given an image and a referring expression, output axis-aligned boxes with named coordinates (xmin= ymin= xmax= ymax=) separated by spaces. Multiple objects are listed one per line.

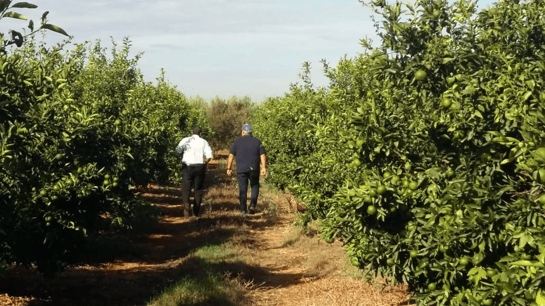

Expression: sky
xmin=2 ymin=0 xmax=497 ymax=103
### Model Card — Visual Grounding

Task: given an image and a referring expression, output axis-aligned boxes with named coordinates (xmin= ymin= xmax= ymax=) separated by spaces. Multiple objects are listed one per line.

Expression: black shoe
xmin=249 ymin=207 xmax=261 ymax=214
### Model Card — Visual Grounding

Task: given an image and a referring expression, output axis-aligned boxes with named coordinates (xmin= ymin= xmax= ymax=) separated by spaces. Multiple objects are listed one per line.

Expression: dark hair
xmin=193 ymin=126 xmax=202 ymax=135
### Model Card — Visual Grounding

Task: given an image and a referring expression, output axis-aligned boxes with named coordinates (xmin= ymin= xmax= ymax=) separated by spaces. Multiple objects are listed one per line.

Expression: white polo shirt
xmin=175 ymin=134 xmax=213 ymax=165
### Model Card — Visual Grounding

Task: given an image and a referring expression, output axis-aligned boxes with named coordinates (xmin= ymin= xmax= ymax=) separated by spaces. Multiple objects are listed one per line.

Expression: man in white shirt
xmin=175 ymin=127 xmax=213 ymax=217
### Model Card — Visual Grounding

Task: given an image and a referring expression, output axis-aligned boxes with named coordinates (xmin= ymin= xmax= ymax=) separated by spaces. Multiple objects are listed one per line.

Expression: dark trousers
xmin=237 ymin=170 xmax=260 ymax=212
xmin=181 ymin=164 xmax=206 ymax=216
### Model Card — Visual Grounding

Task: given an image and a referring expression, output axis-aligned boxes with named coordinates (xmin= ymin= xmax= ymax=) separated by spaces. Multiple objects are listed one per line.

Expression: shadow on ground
xmin=0 ymin=161 xmax=308 ymax=306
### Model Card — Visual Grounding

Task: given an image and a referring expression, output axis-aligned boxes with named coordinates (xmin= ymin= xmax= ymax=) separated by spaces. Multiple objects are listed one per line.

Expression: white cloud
xmin=3 ymin=0 xmax=378 ymax=102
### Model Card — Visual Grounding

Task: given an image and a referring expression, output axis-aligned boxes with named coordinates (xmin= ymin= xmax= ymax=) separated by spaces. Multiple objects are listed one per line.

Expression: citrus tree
xmin=0 ymin=38 xmax=210 ymax=275
xmin=254 ymin=0 xmax=545 ymax=304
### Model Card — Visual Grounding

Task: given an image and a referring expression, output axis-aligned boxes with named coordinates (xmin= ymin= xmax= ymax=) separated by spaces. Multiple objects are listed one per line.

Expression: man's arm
xmin=260 ymin=154 xmax=267 ymax=168
xmin=204 ymin=141 xmax=213 ymax=165
xmin=175 ymin=138 xmax=188 ymax=157
xmin=260 ymin=154 xmax=267 ymax=177
xmin=227 ymin=154 xmax=235 ymax=170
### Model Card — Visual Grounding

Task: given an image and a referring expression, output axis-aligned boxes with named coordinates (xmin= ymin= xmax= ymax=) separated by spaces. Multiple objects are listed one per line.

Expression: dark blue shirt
xmin=230 ymin=135 xmax=266 ymax=173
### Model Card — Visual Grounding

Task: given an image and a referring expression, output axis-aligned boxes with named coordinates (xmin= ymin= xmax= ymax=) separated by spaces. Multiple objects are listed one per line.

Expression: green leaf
xmin=536 ymin=253 xmax=545 ymax=265
xmin=0 ymin=0 xmax=11 ymax=11
xmin=537 ymin=290 xmax=545 ymax=306
xmin=510 ymin=260 xmax=544 ymax=267
xmin=4 ymin=11 xmax=26 ymax=20
xmin=41 ymin=23 xmax=68 ymax=36
xmin=523 ymin=91 xmax=533 ymax=102
xmin=519 ymin=233 xmax=532 ymax=248
xmin=11 ymin=2 xmax=37 ymax=8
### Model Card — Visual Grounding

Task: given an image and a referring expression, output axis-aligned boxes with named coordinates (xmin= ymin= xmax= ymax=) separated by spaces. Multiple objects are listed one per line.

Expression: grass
xmin=148 ymin=242 xmax=249 ymax=306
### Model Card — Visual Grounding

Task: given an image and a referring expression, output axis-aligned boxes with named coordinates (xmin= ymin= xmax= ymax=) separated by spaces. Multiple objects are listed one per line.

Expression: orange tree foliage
xmin=254 ymin=0 xmax=545 ymax=304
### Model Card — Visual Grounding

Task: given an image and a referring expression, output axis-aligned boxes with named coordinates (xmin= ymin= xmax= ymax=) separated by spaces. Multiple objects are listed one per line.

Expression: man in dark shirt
xmin=226 ymin=123 xmax=267 ymax=217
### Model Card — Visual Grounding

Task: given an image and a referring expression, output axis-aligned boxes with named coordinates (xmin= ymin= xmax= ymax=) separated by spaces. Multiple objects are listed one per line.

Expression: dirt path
xmin=0 ymin=154 xmax=410 ymax=306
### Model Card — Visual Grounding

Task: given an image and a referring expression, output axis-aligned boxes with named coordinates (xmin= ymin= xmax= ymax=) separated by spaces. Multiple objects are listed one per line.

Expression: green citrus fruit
xmin=53 ymin=185 xmax=60 ymax=192
xmin=482 ymin=153 xmax=492 ymax=162
xmin=103 ymin=180 xmax=110 ymax=186
xmin=383 ymin=172 xmax=392 ymax=178
xmin=387 ymin=258 xmax=395 ymax=266
xmin=447 ymin=76 xmax=456 ymax=85
xmin=441 ymin=98 xmax=452 ymax=108
xmin=459 ymin=257 xmax=469 ymax=266
xmin=402 ymin=180 xmax=409 ymax=188
xmin=486 ymin=269 xmax=497 ymax=278
xmin=353 ymin=159 xmax=362 ymax=167
xmin=450 ymin=102 xmax=461 ymax=113
xmin=40 ymin=190 xmax=47 ymax=196
xmin=408 ymin=181 xmax=418 ymax=190
xmin=432 ymin=10 xmax=440 ymax=19
xmin=456 ymin=209 xmax=463 ymax=217
xmin=428 ymin=283 xmax=437 ymax=291
xmin=535 ymin=168 xmax=545 ymax=184
xmin=369 ymin=189 xmax=377 ymax=197
xmin=367 ymin=205 xmax=377 ymax=215
xmin=364 ymin=196 xmax=372 ymax=203
xmin=114 ymin=119 xmax=122 ymax=126
xmin=377 ymin=185 xmax=386 ymax=195
xmin=105 ymin=174 xmax=111 ymax=180
xmin=482 ymin=299 xmax=493 ymax=306
xmin=410 ymin=250 xmax=418 ymax=258
xmin=77 ymin=167 xmax=83 ymax=174
xmin=112 ymin=182 xmax=118 ymax=187
xmin=539 ymin=194 xmax=545 ymax=205
xmin=439 ymin=245 xmax=447 ymax=253
xmin=446 ymin=168 xmax=454 ymax=177
xmin=415 ymin=69 xmax=427 ymax=81
xmin=113 ymin=177 xmax=119 ymax=182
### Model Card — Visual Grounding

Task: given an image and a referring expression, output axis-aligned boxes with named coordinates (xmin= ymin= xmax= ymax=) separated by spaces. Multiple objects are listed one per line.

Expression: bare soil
xmin=0 ymin=152 xmax=411 ymax=306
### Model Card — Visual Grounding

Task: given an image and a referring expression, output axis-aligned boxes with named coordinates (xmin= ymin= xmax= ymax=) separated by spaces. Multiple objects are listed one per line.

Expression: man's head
xmin=241 ymin=123 xmax=252 ymax=136
xmin=193 ymin=126 xmax=202 ymax=135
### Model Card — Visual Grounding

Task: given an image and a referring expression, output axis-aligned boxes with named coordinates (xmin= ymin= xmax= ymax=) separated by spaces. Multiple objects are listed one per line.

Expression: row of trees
xmin=253 ymin=0 xmax=545 ymax=304
xmin=0 ymin=30 xmax=212 ymax=274
xmin=0 ymin=0 xmax=259 ymax=275
xmin=189 ymin=95 xmax=257 ymax=150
